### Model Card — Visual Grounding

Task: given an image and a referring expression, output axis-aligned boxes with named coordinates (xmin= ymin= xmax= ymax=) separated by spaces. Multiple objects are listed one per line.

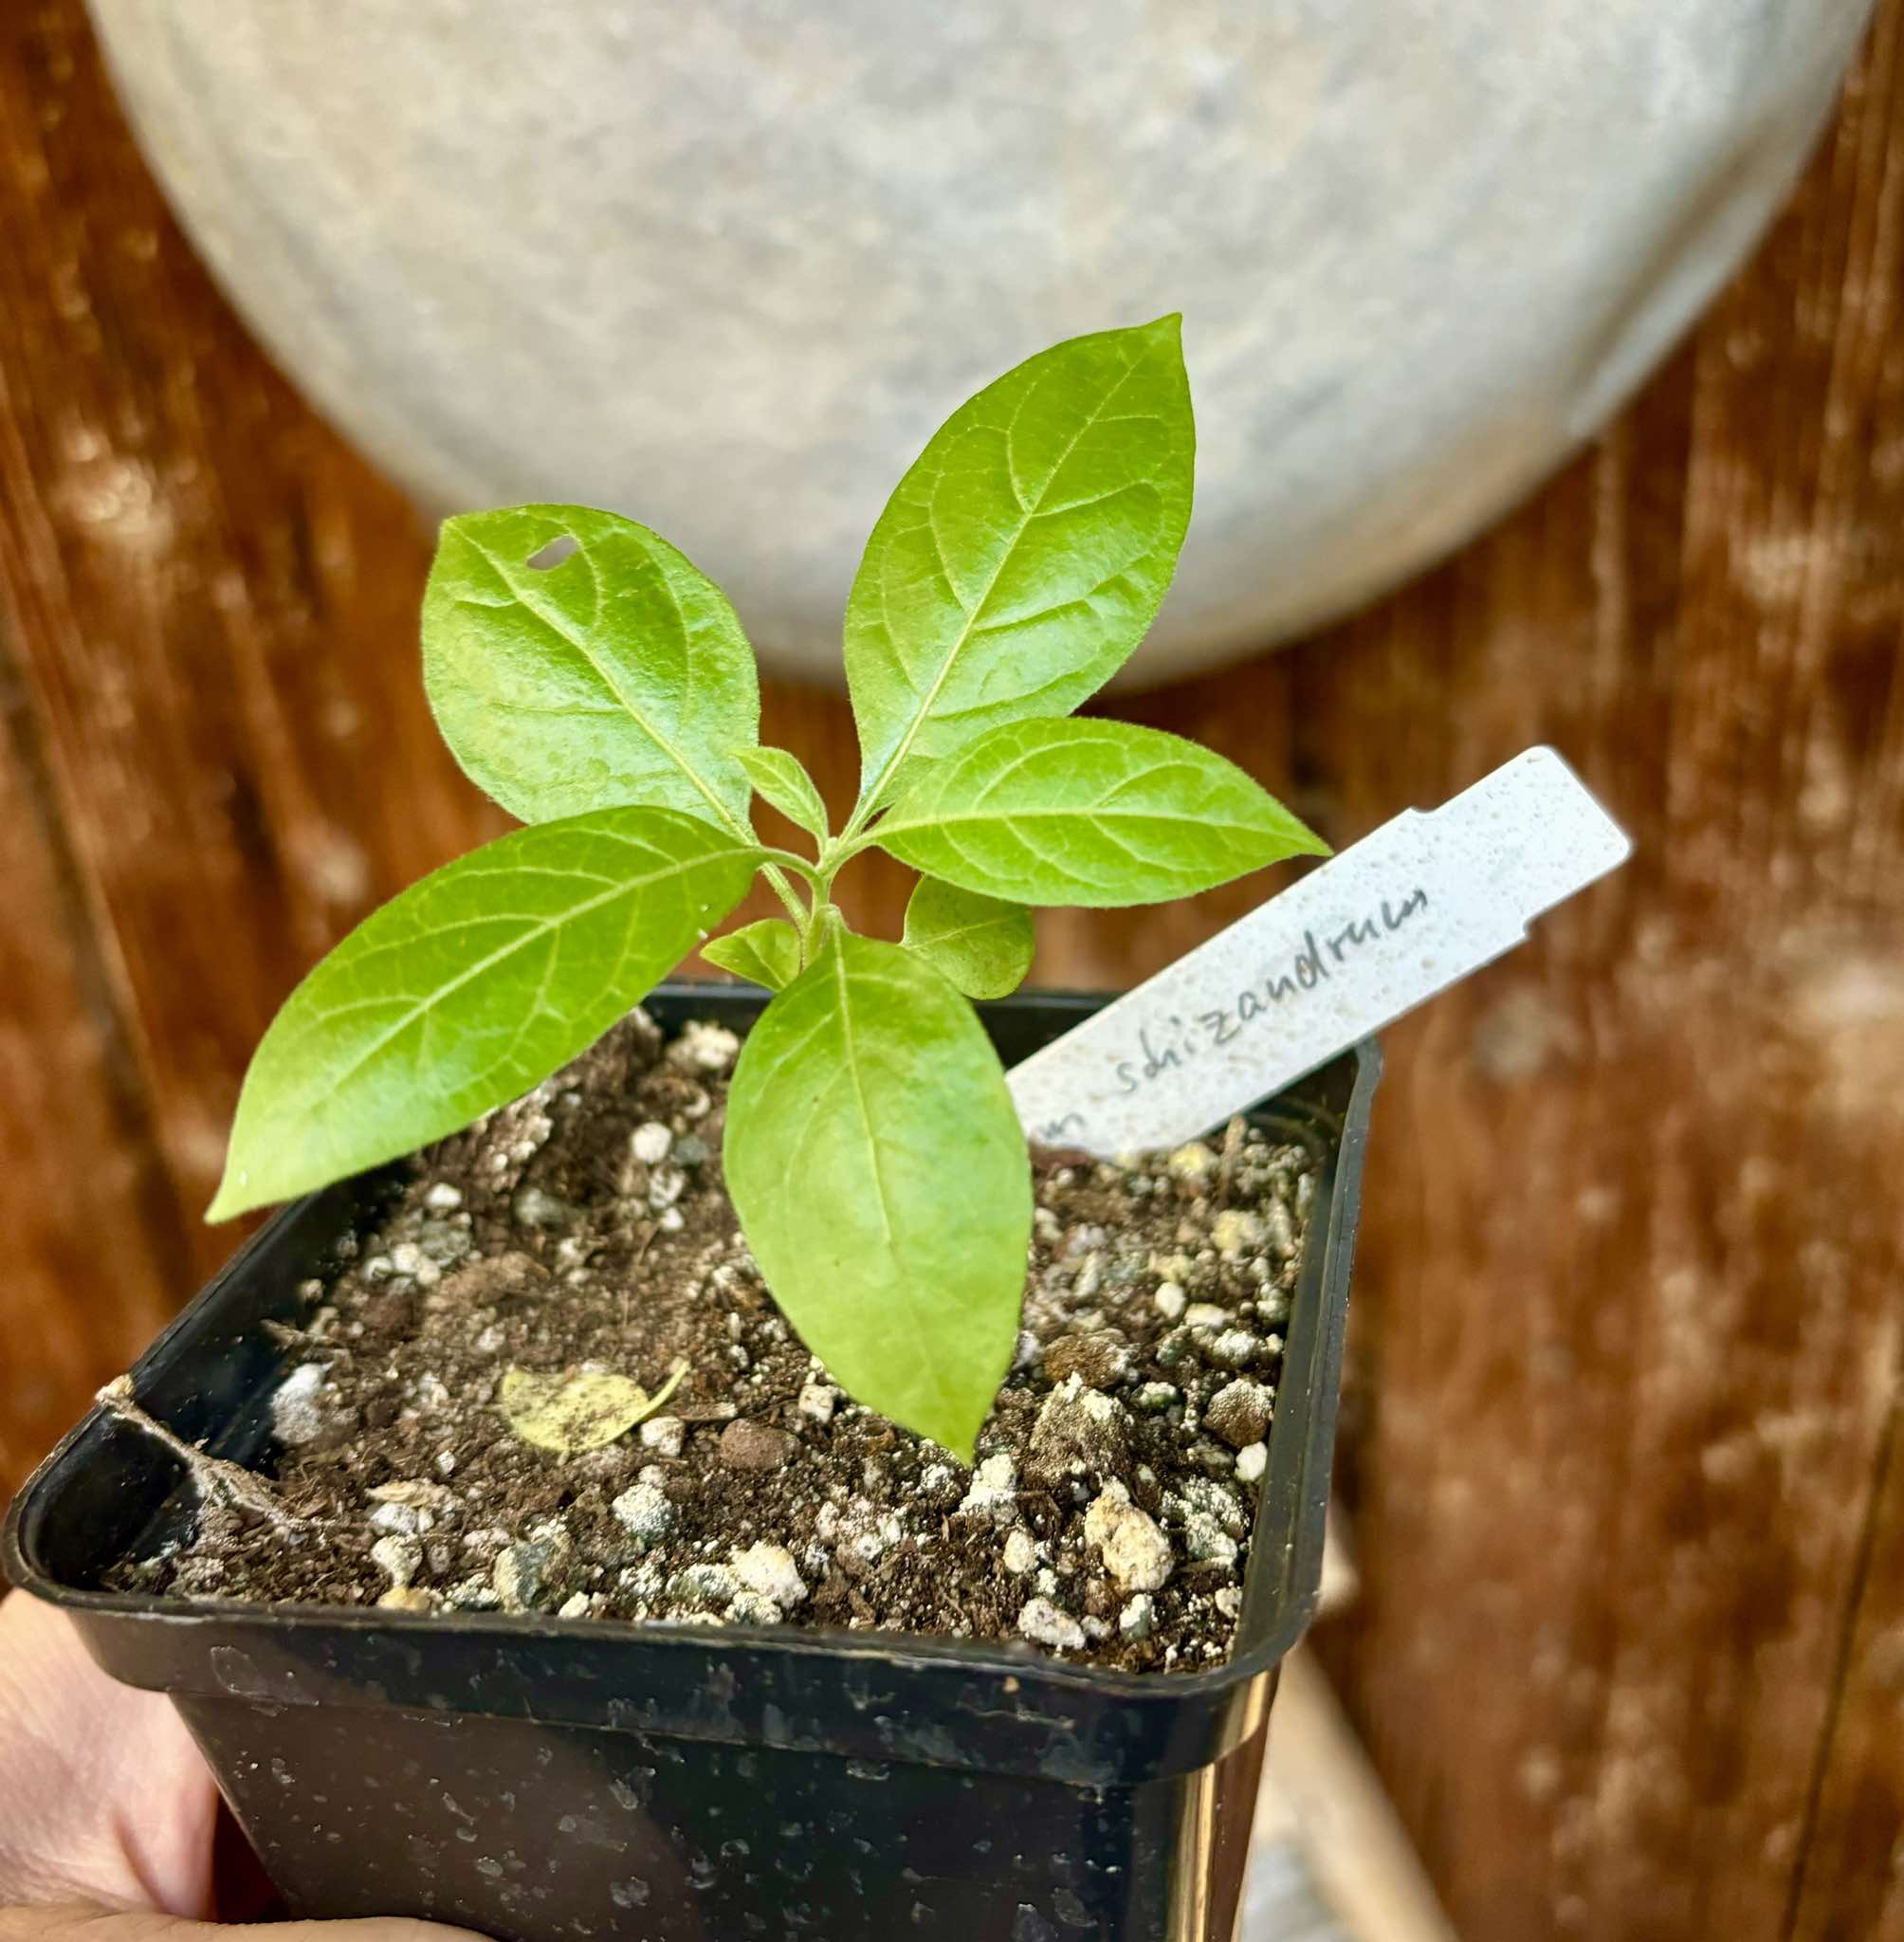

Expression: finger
xmin=1 ymin=1907 xmax=496 ymax=1940
xmin=0 ymin=1597 xmax=217 ymax=1915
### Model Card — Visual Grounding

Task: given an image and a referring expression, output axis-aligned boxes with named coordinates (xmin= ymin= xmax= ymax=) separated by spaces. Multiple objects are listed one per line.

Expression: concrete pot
xmin=90 ymin=1 xmax=1872 ymax=682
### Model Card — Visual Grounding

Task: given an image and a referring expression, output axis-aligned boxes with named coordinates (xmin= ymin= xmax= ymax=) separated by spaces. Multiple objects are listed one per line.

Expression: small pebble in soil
xmin=670 ymin=1563 xmax=738 ymax=1612
xmin=1204 ymin=1379 xmax=1274 ymax=1450
xmin=368 ymin=1499 xmax=429 ymax=1538
xmin=1236 ymin=1442 xmax=1269 ymax=1484
xmin=637 ymin=1414 xmax=686 ymax=1457
xmin=669 ymin=1020 xmax=740 ymax=1072
xmin=1180 ymin=1511 xmax=1239 ymax=1571
xmin=1180 ymin=1475 xmax=1248 ymax=1538
xmin=719 ymin=1420 xmax=794 ymax=1471
xmin=1025 ymin=1377 xmax=1128 ymax=1490
xmin=513 ymin=1185 xmax=577 ymax=1230
xmin=1083 ymin=1483 xmax=1174 ymax=1593
xmin=494 ymin=1529 xmax=570 ymax=1612
xmin=1211 ymin=1210 xmax=1266 ymax=1258
xmin=1166 ymin=1142 xmax=1217 ymax=1187
xmin=370 ymin=1535 xmax=420 ymax=1587
xmin=1211 ymin=1328 xmax=1263 ymax=1368
xmin=958 ymin=1452 xmax=1018 ymax=1525
xmin=1042 ymin=1329 xmax=1132 ymax=1389
xmin=388 ymin=1241 xmax=441 ymax=1289
xmin=612 ymin=1482 xmax=673 ymax=1544
xmin=270 ymin=1364 xmax=331 ymax=1446
xmin=378 ymin=1585 xmax=435 ymax=1612
xmin=730 ymin=1542 xmax=808 ymax=1609
xmin=1017 ymin=1597 xmax=1086 ymax=1653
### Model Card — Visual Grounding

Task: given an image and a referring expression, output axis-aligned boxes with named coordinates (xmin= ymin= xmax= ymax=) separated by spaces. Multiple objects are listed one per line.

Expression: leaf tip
xmin=204 ymin=1173 xmax=251 ymax=1224
xmin=909 ymin=1400 xmax=991 ymax=1469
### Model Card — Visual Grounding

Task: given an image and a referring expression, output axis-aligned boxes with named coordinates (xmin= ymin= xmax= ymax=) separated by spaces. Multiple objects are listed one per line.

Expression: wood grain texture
xmin=1 ymin=2 xmax=1900 ymax=1936
xmin=0 ymin=657 xmax=179 ymax=1493
xmin=1240 ymin=16 xmax=1902 ymax=1936
xmin=1787 ymin=1397 xmax=1904 ymax=1942
xmin=0 ymin=0 xmax=504 ymax=1268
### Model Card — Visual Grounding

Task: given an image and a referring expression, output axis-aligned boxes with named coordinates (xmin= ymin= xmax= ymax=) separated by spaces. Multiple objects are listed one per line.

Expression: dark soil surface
xmin=119 ymin=1010 xmax=1317 ymax=1672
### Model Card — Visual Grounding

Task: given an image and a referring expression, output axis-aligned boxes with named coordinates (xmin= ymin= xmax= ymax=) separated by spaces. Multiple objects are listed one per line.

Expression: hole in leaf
xmin=526 ymin=534 xmax=579 ymax=571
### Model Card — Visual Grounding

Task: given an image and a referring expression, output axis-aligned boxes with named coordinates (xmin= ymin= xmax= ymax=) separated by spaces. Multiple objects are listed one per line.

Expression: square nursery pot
xmin=6 ymin=984 xmax=1379 ymax=1942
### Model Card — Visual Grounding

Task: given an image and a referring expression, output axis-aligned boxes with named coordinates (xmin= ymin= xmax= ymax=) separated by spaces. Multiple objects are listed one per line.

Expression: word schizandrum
xmin=210 ymin=318 xmax=1327 ymax=1459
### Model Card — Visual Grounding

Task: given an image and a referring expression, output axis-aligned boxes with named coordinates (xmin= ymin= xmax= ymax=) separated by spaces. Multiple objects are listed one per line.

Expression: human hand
xmin=0 ymin=1589 xmax=490 ymax=1939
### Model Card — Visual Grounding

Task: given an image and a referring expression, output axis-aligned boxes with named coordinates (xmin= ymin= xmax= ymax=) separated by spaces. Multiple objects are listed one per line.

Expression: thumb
xmin=1 ymin=1909 xmax=494 ymax=1941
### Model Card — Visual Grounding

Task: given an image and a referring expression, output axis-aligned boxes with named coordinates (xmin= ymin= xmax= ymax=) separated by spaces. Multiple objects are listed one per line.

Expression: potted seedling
xmin=7 ymin=320 xmax=1378 ymax=1942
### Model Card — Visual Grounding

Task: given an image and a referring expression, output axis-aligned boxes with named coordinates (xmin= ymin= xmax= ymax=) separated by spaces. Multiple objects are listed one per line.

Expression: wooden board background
xmin=2 ymin=4 xmax=1900 ymax=1935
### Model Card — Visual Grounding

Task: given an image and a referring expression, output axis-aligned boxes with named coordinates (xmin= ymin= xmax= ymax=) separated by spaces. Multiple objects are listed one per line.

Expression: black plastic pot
xmin=6 ymin=984 xmax=1378 ymax=1942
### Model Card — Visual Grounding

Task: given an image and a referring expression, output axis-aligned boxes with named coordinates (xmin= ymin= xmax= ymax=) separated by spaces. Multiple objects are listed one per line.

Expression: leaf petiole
xmin=756 ymin=847 xmax=827 ymax=889
xmin=758 ymin=860 xmax=811 ymax=926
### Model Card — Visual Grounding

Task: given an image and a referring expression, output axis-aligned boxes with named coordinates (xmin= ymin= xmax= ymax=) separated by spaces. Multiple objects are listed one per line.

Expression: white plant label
xmin=1008 ymin=746 xmax=1631 ymax=1156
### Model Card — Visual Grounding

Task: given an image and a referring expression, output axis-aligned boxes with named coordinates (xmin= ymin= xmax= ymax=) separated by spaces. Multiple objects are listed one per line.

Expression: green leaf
xmin=423 ymin=504 xmax=760 ymax=831
xmin=703 ymin=918 xmax=803 ymax=991
xmin=724 ymin=932 xmax=1031 ymax=1457
xmin=209 ymin=808 xmax=758 ymax=1220
xmin=902 ymin=878 xmax=1034 ymax=1000
xmin=873 ymin=718 xmax=1327 ymax=907
xmin=736 ymin=746 xmax=830 ymax=842
xmin=845 ymin=316 xmax=1194 ymax=808
xmin=500 ymin=1361 xmax=687 ymax=1455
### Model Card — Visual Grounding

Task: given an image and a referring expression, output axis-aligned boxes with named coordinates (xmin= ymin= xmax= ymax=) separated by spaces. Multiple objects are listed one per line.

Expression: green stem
xmin=757 ymin=847 xmax=827 ymax=889
xmin=760 ymin=861 xmax=810 ymax=925
xmin=796 ymin=896 xmax=838 ymax=968
xmin=839 ymin=792 xmax=883 ymax=850
xmin=822 ymin=831 xmax=880 ymax=873
xmin=753 ymin=847 xmax=830 ymax=927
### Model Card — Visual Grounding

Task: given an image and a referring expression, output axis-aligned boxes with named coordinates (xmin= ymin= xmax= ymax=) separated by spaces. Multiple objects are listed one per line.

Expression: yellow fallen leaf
xmin=499 ymin=1361 xmax=687 ymax=1455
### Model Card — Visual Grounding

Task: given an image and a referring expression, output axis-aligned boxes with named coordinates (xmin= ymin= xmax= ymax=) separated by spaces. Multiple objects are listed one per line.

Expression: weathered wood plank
xmin=1251 ymin=17 xmax=1898 ymax=1936
xmin=0 ymin=664 xmax=180 ymax=1504
xmin=0 ymin=0 xmax=503 ymax=1273
xmin=1788 ymin=1398 xmax=1904 ymax=1942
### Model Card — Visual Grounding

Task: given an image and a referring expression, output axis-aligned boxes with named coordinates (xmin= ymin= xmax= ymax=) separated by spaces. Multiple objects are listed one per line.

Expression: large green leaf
xmin=423 ymin=504 xmax=760 ymax=830
xmin=209 ymin=809 xmax=757 ymax=1219
xmin=873 ymin=718 xmax=1327 ymax=907
xmin=703 ymin=918 xmax=802 ymax=992
xmin=844 ymin=317 xmax=1194 ymax=810
xmin=901 ymin=877 xmax=1034 ymax=1000
xmin=723 ymin=933 xmax=1031 ymax=1457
